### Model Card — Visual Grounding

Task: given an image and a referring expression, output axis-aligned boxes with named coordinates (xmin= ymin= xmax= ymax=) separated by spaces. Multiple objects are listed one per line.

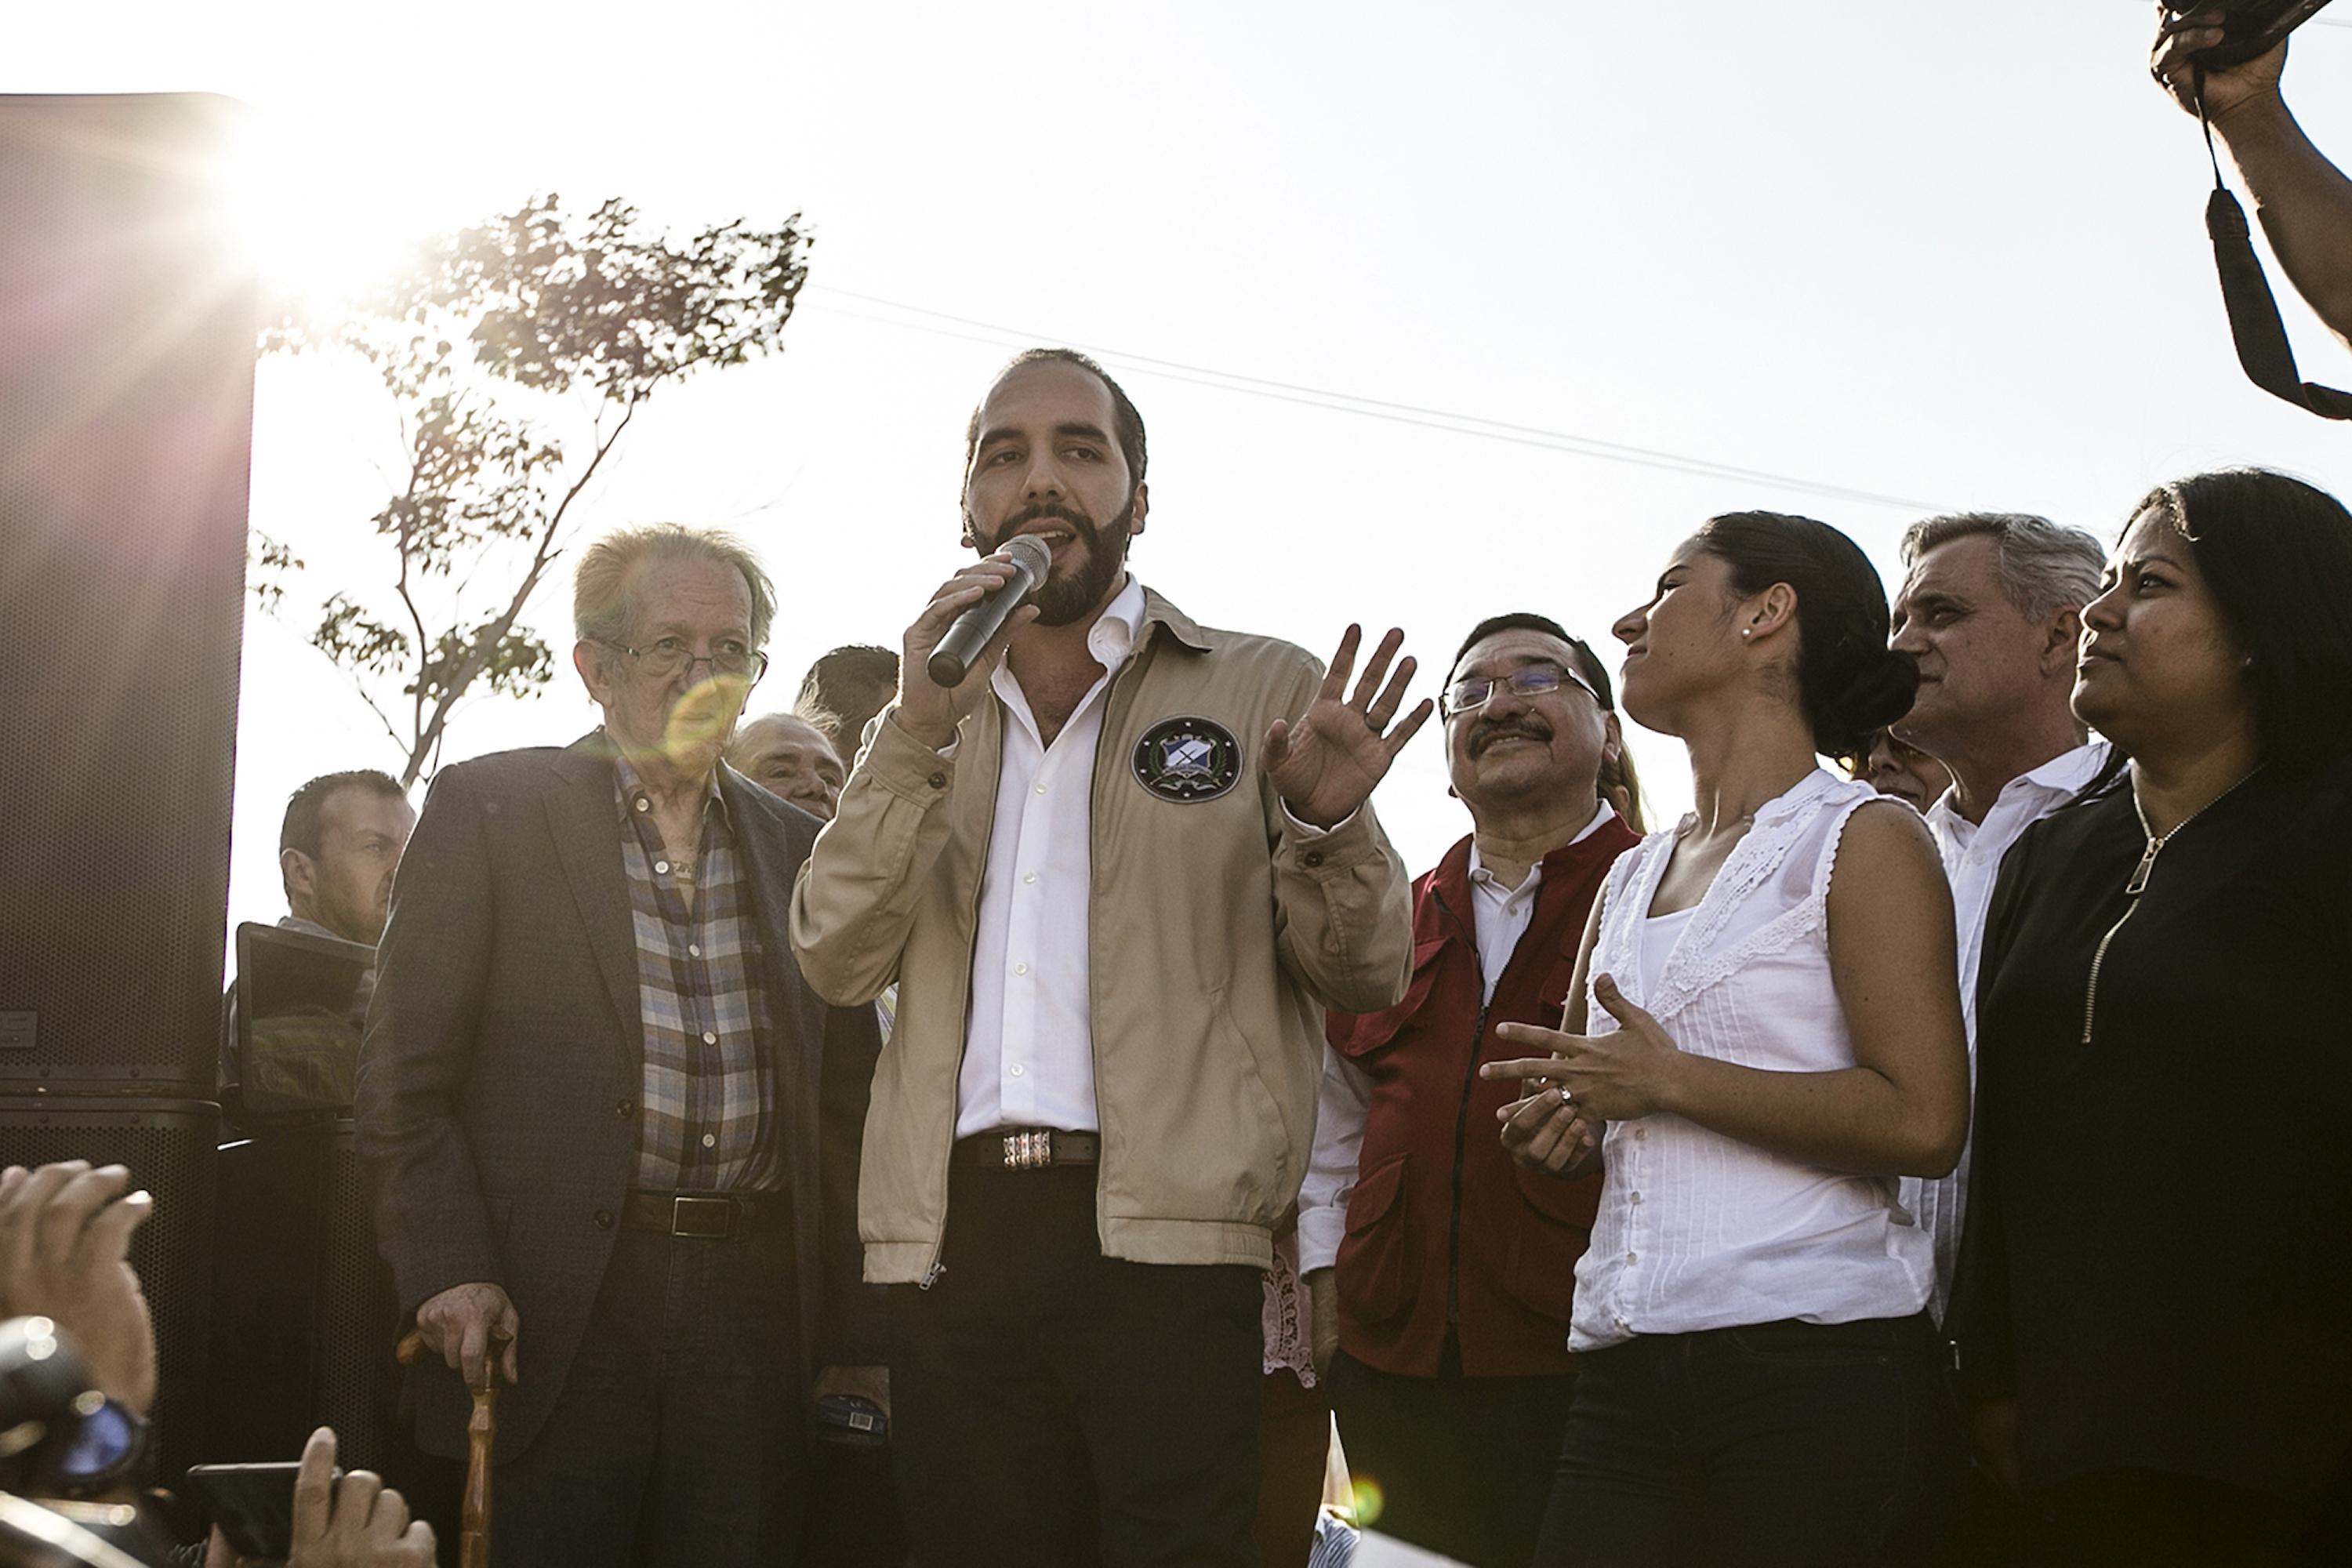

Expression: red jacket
xmin=1326 ymin=819 xmax=1638 ymax=1377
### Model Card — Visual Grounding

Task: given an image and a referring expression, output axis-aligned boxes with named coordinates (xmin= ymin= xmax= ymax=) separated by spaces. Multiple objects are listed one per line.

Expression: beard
xmin=971 ymin=497 xmax=1135 ymax=627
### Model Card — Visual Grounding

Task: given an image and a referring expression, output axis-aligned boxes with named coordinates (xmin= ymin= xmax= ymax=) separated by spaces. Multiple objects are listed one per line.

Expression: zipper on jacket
xmin=1443 ymin=997 xmax=1494 ymax=1329
xmin=2080 ymin=774 xmax=2251 ymax=1046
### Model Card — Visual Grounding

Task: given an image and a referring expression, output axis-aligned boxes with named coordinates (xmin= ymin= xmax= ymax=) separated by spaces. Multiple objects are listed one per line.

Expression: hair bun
xmin=1814 ymin=648 xmax=1919 ymax=760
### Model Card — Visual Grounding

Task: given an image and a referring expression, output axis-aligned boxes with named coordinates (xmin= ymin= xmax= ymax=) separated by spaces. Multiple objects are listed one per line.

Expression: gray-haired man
xmin=1887 ymin=510 xmax=2111 ymax=1319
xmin=356 ymin=523 xmax=881 ymax=1566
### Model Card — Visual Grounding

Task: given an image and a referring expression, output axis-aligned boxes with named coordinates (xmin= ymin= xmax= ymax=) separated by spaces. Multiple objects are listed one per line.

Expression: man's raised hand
xmin=2151 ymin=0 xmax=2286 ymax=122
xmin=894 ymin=554 xmax=1040 ymax=750
xmin=1264 ymin=625 xmax=1433 ymax=829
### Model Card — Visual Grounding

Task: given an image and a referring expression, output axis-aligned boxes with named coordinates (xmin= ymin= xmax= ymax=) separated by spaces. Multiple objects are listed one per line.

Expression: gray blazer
xmin=354 ymin=733 xmax=880 ymax=1462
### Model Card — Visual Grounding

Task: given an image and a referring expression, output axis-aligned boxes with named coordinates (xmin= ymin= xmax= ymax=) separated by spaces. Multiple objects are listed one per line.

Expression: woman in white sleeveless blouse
xmin=1483 ymin=513 xmax=1971 ymax=1566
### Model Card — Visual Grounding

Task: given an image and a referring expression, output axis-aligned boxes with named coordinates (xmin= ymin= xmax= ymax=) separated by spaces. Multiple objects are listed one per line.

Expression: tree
xmin=256 ymin=194 xmax=811 ymax=786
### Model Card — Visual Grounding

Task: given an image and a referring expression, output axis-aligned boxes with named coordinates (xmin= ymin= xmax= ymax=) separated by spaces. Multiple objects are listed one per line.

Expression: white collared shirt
xmin=1465 ymin=803 xmax=1615 ymax=1006
xmin=955 ymin=576 xmax=1149 ymax=1138
xmin=1900 ymin=738 xmax=2111 ymax=1320
xmin=1296 ymin=803 xmax=1615 ymax=1274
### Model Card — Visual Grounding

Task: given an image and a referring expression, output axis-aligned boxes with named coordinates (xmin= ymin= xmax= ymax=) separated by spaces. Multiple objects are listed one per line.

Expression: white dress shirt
xmin=955 ymin=575 xmax=1149 ymax=1138
xmin=1297 ymin=805 xmax=1616 ymax=1273
xmin=1900 ymin=738 xmax=2110 ymax=1320
xmin=1571 ymin=771 xmax=1935 ymax=1352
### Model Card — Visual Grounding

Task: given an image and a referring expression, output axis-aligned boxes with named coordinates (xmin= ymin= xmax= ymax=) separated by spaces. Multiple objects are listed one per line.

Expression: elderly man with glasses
xmin=1298 ymin=612 xmax=1644 ymax=1568
xmin=354 ymin=523 xmax=884 ymax=1567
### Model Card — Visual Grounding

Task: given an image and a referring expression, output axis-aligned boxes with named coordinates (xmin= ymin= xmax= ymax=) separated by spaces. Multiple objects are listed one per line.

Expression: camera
xmin=2169 ymin=1 xmax=2338 ymax=68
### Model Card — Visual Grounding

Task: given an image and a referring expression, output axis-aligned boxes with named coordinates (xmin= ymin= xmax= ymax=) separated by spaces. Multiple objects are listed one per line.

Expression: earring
xmin=1740 ymin=628 xmax=1753 ymax=640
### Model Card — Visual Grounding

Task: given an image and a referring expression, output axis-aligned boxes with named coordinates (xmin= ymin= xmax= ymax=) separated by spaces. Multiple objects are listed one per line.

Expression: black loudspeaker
xmin=0 ymin=1097 xmax=221 ymax=1484
xmin=0 ymin=93 xmax=256 ymax=1091
xmin=206 ymin=1121 xmax=402 ymax=1472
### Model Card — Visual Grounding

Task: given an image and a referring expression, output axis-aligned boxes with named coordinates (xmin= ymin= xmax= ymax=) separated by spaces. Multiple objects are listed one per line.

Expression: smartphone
xmin=813 ymin=1393 xmax=888 ymax=1448
xmin=185 ymin=1460 xmax=336 ymax=1560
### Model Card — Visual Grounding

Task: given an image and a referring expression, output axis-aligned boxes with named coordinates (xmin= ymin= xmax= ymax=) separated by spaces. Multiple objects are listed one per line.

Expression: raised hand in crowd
xmin=204 ymin=1427 xmax=435 ymax=1568
xmin=891 ymin=553 xmax=1041 ymax=749
xmin=0 ymin=1160 xmax=157 ymax=1416
xmin=1263 ymin=624 xmax=1434 ymax=828
xmin=409 ymin=1280 xmax=518 ymax=1389
xmin=2151 ymin=2 xmax=2352 ymax=346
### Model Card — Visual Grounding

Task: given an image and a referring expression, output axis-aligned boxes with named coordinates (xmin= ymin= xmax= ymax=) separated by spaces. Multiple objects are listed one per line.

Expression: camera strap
xmin=2195 ymin=68 xmax=2352 ymax=419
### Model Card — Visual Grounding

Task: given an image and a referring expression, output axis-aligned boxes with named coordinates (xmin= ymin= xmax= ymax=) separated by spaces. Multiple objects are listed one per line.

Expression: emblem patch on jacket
xmin=1131 ymin=716 xmax=1243 ymax=803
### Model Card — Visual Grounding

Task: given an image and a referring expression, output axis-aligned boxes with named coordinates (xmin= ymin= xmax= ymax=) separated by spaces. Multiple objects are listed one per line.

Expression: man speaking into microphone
xmin=792 ymin=347 xmax=1423 ymax=1566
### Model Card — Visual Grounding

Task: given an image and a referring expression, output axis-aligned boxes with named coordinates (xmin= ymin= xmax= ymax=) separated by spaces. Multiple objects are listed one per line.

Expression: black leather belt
xmin=953 ymin=1128 xmax=1101 ymax=1171
xmin=623 ymin=1190 xmax=787 ymax=1240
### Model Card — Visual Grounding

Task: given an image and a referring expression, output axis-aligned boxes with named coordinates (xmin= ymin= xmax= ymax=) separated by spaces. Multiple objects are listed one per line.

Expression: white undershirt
xmin=955 ymin=576 xmax=1149 ymax=1138
xmin=1900 ymin=738 xmax=2110 ymax=1319
xmin=1464 ymin=801 xmax=1616 ymax=1005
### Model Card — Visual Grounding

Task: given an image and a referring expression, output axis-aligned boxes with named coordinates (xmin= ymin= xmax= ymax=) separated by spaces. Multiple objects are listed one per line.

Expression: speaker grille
xmin=314 ymin=1130 xmax=398 ymax=1471
xmin=0 ymin=94 xmax=256 ymax=1091
xmin=0 ymin=1097 xmax=220 ymax=1483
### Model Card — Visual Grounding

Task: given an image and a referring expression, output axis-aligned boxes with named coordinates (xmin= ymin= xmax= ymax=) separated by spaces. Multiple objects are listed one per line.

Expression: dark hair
xmin=2139 ymin=468 xmax=2352 ymax=774
xmin=1450 ymin=612 xmax=1646 ymax=833
xmin=794 ymin=643 xmax=901 ymax=753
xmin=963 ymin=347 xmax=1149 ymax=491
xmin=1451 ymin=612 xmax=1616 ymax=710
xmin=281 ymin=770 xmax=405 ymax=860
xmin=1697 ymin=511 xmax=1918 ymax=764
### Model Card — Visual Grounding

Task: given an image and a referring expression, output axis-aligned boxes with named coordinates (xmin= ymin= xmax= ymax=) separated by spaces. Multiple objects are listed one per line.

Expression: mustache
xmin=998 ymin=501 xmax=1098 ymax=546
xmin=1470 ymin=718 xmax=1552 ymax=757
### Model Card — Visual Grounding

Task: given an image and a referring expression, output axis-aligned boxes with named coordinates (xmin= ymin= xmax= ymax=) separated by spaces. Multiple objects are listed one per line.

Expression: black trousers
xmin=1534 ymin=1314 xmax=1962 ymax=1568
xmin=887 ymin=1159 xmax=1265 ymax=1568
xmin=1326 ymin=1344 xmax=1574 ymax=1568
xmin=2025 ymin=1468 xmax=2342 ymax=1568
xmin=492 ymin=1223 xmax=807 ymax=1568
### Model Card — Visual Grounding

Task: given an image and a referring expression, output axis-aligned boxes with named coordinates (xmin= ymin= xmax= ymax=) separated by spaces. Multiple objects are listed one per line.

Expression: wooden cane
xmin=397 ymin=1323 xmax=511 ymax=1568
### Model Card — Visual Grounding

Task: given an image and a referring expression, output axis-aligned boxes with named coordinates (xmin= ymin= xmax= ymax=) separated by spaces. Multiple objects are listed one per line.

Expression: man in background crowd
xmin=358 ymin=523 xmax=878 ymax=1566
xmin=220 ymin=771 xmax=415 ymax=1115
xmin=1299 ymin=614 xmax=1640 ymax=1568
xmin=794 ymin=644 xmax=900 ymax=761
xmin=1887 ymin=510 xmax=2109 ymax=1319
xmin=1861 ymin=727 xmax=1955 ymax=813
xmin=2153 ymin=7 xmax=2352 ymax=349
xmin=727 ymin=712 xmax=846 ymax=820
xmin=793 ymin=347 xmax=1420 ymax=1566
xmin=278 ymin=771 xmax=414 ymax=946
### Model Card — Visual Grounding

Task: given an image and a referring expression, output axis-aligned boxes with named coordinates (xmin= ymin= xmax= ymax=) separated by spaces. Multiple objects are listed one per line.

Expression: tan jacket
xmin=789 ymin=589 xmax=1414 ymax=1283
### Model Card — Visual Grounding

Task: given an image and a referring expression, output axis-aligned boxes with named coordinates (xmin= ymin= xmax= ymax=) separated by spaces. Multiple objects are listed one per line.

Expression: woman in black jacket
xmin=1953 ymin=468 xmax=2352 ymax=1566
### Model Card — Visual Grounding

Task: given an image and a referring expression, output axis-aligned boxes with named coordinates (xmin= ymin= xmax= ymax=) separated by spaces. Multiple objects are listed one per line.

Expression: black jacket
xmin=354 ymin=734 xmax=881 ymax=1461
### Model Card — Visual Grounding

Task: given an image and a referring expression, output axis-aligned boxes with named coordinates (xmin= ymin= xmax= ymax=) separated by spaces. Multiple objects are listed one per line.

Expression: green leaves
xmin=257 ymin=194 xmax=810 ymax=785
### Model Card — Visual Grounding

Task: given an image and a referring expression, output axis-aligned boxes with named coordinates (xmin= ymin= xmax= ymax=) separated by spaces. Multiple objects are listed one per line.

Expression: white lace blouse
xmin=1568 ymin=769 xmax=1936 ymax=1352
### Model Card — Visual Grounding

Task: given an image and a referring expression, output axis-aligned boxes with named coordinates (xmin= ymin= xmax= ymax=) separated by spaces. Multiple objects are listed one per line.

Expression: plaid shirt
xmin=614 ymin=756 xmax=779 ymax=1192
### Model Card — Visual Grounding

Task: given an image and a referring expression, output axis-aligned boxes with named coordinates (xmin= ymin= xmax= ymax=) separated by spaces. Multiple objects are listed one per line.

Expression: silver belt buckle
xmin=671 ymin=1195 xmax=734 ymax=1238
xmin=1001 ymin=1130 xmax=1052 ymax=1170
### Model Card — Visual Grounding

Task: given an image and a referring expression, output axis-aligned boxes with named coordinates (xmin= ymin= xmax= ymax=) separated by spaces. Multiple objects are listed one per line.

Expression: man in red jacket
xmin=1301 ymin=612 xmax=1642 ymax=1568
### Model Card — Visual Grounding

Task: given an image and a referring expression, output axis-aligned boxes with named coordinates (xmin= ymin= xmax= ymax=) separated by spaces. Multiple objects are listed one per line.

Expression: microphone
xmin=927 ymin=533 xmax=1053 ymax=688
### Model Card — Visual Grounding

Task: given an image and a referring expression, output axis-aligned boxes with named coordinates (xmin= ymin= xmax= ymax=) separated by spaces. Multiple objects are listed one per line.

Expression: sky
xmin=15 ymin=0 xmax=2352 ymax=935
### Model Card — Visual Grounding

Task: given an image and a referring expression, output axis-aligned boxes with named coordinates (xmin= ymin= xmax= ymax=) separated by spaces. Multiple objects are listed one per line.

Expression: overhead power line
xmin=803 ymin=285 xmax=1951 ymax=514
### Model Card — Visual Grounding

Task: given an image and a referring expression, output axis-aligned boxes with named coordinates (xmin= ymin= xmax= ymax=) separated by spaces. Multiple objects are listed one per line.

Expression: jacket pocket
xmin=1334 ymin=1152 xmax=1417 ymax=1325
xmin=1502 ymin=1165 xmax=1597 ymax=1321
xmin=1327 ymin=938 xmax=1449 ymax=1060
